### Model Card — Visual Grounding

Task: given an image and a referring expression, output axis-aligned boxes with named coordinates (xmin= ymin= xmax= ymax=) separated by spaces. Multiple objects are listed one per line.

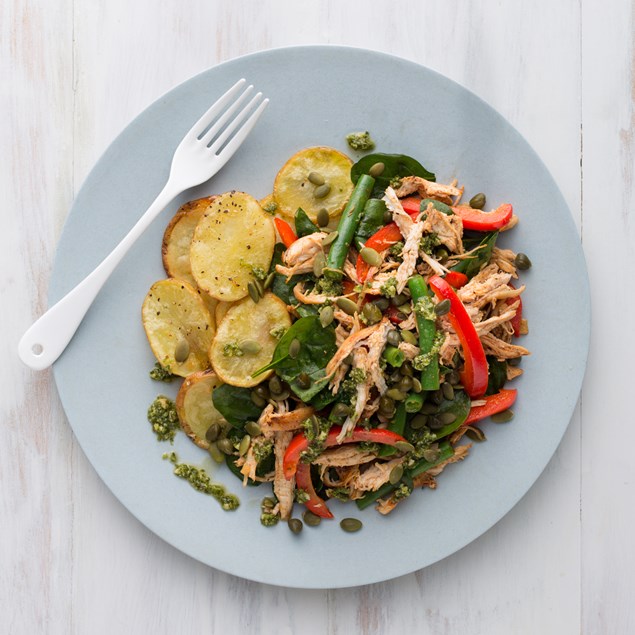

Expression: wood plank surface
xmin=2 ymin=0 xmax=633 ymax=633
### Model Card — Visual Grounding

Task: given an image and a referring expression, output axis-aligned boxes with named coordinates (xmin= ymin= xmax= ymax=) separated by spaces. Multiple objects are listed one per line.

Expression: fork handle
xmin=18 ymin=182 xmax=179 ymax=370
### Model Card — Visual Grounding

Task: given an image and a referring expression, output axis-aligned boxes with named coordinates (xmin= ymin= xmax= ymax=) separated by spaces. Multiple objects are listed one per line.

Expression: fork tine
xmin=208 ymin=92 xmax=265 ymax=155
xmin=210 ymin=97 xmax=269 ymax=169
xmin=185 ymin=78 xmax=247 ymax=140
xmin=199 ymin=84 xmax=254 ymax=146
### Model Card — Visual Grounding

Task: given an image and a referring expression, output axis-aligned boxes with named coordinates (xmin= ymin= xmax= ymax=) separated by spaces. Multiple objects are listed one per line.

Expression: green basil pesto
xmin=147 ymin=395 xmax=179 ymax=443
xmin=414 ymin=296 xmax=436 ymax=321
xmin=420 ymin=233 xmax=440 ymax=255
xmin=223 ymin=342 xmax=244 ymax=357
xmin=413 ymin=331 xmax=445 ymax=371
xmin=165 ymin=455 xmax=240 ymax=511
xmin=389 ymin=241 xmax=404 ymax=257
xmin=149 ymin=362 xmax=175 ymax=383
xmin=379 ymin=277 xmax=397 ymax=298
xmin=295 ymin=488 xmax=310 ymax=503
xmin=300 ymin=415 xmax=331 ymax=462
xmin=346 ymin=131 xmax=376 ymax=152
xmin=260 ymin=512 xmax=279 ymax=526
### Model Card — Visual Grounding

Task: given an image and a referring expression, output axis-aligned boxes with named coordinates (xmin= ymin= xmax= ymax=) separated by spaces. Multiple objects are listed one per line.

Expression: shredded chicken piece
xmin=491 ymin=247 xmax=518 ymax=278
xmin=313 ymin=446 xmax=376 ymax=467
xmin=424 ymin=444 xmax=471 ymax=477
xmin=421 ymin=205 xmax=464 ymax=254
xmin=325 ymin=321 xmax=383 ymax=378
xmin=500 ymin=215 xmax=519 ymax=231
xmin=259 ymin=406 xmax=315 ymax=433
xmin=398 ymin=341 xmax=420 ymax=360
xmin=362 ymin=395 xmax=381 ymax=419
xmin=273 ymin=430 xmax=295 ymax=520
xmin=473 ymin=306 xmax=518 ymax=336
xmin=399 ymin=313 xmax=417 ymax=332
xmin=338 ymin=348 xmax=370 ymax=442
xmin=418 ymin=248 xmax=449 ymax=276
xmin=457 ymin=264 xmax=524 ymax=309
xmin=393 ymin=176 xmax=461 ymax=203
xmin=439 ymin=332 xmax=458 ymax=366
xmin=363 ymin=318 xmax=392 ymax=394
xmin=507 ymin=365 xmax=524 ymax=380
xmin=383 ymin=187 xmax=414 ymax=236
xmin=348 ymin=457 xmax=404 ymax=495
xmin=396 ymin=219 xmax=426 ymax=293
xmin=293 ymin=283 xmax=330 ymax=305
xmin=343 ymin=258 xmax=360 ymax=284
xmin=481 ymin=333 xmax=530 ymax=360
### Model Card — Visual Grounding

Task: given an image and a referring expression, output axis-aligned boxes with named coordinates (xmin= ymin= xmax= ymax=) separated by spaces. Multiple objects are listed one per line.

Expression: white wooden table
xmin=3 ymin=1 xmax=634 ymax=633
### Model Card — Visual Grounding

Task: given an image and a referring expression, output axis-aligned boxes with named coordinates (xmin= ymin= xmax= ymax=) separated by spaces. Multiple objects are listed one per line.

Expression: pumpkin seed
xmin=319 ymin=305 xmax=334 ymax=327
xmin=267 ymin=375 xmax=281 ymax=394
xmin=394 ymin=441 xmax=415 ymax=453
xmin=369 ymin=162 xmax=385 ymax=177
xmin=389 ymin=464 xmax=404 ymax=485
xmin=362 ymin=302 xmax=382 ymax=324
xmin=254 ymin=385 xmax=270 ymax=399
xmin=303 ymin=510 xmax=322 ymax=527
xmin=379 ymin=396 xmax=395 ymax=415
xmin=297 ymin=372 xmax=311 ymax=389
xmin=401 ymin=362 xmax=413 ymax=376
xmin=245 ymin=421 xmax=262 ymax=437
xmin=360 ymin=247 xmax=382 ymax=267
xmin=373 ymin=297 xmax=390 ymax=311
xmin=261 ymin=496 xmax=276 ymax=510
xmin=264 ymin=271 xmax=275 ymax=289
xmin=515 ymin=253 xmax=532 ymax=270
xmin=446 ymin=370 xmax=460 ymax=385
xmin=314 ymin=183 xmax=331 ymax=199
xmin=465 ymin=426 xmax=487 ymax=442
xmin=313 ymin=251 xmax=326 ymax=277
xmin=248 ymin=281 xmax=260 ymax=303
xmin=386 ymin=330 xmax=401 ymax=347
xmin=321 ymin=230 xmax=338 ymax=246
xmin=431 ymin=389 xmax=444 ymax=405
xmin=241 ymin=339 xmax=262 ymax=355
xmin=400 ymin=330 xmax=418 ymax=345
xmin=205 ymin=423 xmax=221 ymax=443
xmin=250 ymin=392 xmax=267 ymax=408
xmin=217 ymin=438 xmax=234 ymax=455
xmin=436 ymin=247 xmax=449 ymax=261
xmin=308 ymin=171 xmax=325 ymax=186
xmin=410 ymin=414 xmax=428 ymax=429
xmin=491 ymin=409 xmax=514 ymax=423
xmin=434 ymin=299 xmax=451 ymax=316
xmin=386 ymin=388 xmax=406 ymax=401
xmin=270 ymin=388 xmax=291 ymax=402
xmin=340 ymin=518 xmax=363 ymax=533
xmin=390 ymin=293 xmax=409 ymax=307
xmin=438 ymin=412 xmax=457 ymax=425
xmin=316 ymin=207 xmax=330 ymax=227
xmin=427 ymin=415 xmax=443 ymax=430
xmin=412 ymin=377 xmax=422 ymax=393
xmin=174 ymin=337 xmax=190 ymax=363
xmin=333 ymin=402 xmax=352 ymax=417
xmin=335 ymin=297 xmax=358 ymax=315
xmin=239 ymin=434 xmax=251 ymax=456
xmin=469 ymin=192 xmax=486 ymax=209
xmin=422 ymin=446 xmax=441 ymax=462
xmin=208 ymin=442 xmax=225 ymax=463
xmin=289 ymin=338 xmax=301 ymax=358
xmin=419 ymin=403 xmax=438 ymax=415
xmin=397 ymin=376 xmax=413 ymax=392
xmin=288 ymin=518 xmax=303 ymax=534
xmin=441 ymin=382 xmax=455 ymax=401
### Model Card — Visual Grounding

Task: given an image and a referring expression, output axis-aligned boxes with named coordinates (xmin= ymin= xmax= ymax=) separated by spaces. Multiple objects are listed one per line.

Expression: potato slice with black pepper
xmin=142 ymin=279 xmax=215 ymax=377
xmin=176 ymin=370 xmax=226 ymax=449
xmin=273 ymin=146 xmax=353 ymax=224
xmin=210 ymin=293 xmax=291 ymax=387
xmin=190 ymin=191 xmax=275 ymax=301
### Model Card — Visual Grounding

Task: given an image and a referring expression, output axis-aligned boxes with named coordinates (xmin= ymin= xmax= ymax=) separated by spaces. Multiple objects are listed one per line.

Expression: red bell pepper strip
xmin=274 ymin=217 xmax=297 ymax=248
xmin=295 ymin=462 xmax=334 ymax=519
xmin=450 ymin=203 xmax=513 ymax=231
xmin=428 ymin=275 xmax=489 ymax=397
xmin=399 ymin=196 xmax=423 ymax=216
xmin=283 ymin=425 xmax=408 ymax=479
xmin=444 ymin=271 xmax=468 ymax=289
xmin=356 ymin=222 xmax=403 ymax=282
xmin=465 ymin=389 xmax=517 ymax=424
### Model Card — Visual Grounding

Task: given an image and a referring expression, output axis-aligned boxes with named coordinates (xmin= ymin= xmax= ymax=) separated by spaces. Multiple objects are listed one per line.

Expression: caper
xmin=174 ymin=337 xmax=190 ymax=363
xmin=248 ymin=281 xmax=260 ymax=303
xmin=446 ymin=370 xmax=460 ymax=385
xmin=491 ymin=409 xmax=514 ymax=423
xmin=435 ymin=247 xmax=449 ymax=261
xmin=508 ymin=356 xmax=522 ymax=367
xmin=264 ymin=271 xmax=275 ymax=289
xmin=388 ymin=369 xmax=402 ymax=383
xmin=395 ymin=311 xmax=407 ymax=321
xmin=313 ymin=251 xmax=326 ymax=277
xmin=397 ymin=376 xmax=413 ymax=392
xmin=431 ymin=389 xmax=445 ymax=405
xmin=394 ymin=441 xmax=415 ymax=453
xmin=319 ymin=305 xmax=334 ymax=327
xmin=401 ymin=362 xmax=413 ymax=377
xmin=400 ymin=330 xmax=418 ymax=345
xmin=515 ymin=253 xmax=532 ymax=270
xmin=270 ymin=388 xmax=290 ymax=401
xmin=316 ymin=207 xmax=330 ymax=227
xmin=340 ymin=518 xmax=363 ymax=533
xmin=386 ymin=330 xmax=402 ymax=347
xmin=379 ymin=395 xmax=395 ymax=414
xmin=332 ymin=402 xmax=351 ymax=417
xmin=434 ymin=299 xmax=451 ymax=317
xmin=422 ymin=446 xmax=441 ymax=462
xmin=303 ymin=510 xmax=322 ymax=527
xmin=297 ymin=372 xmax=311 ymax=389
xmin=362 ymin=302 xmax=382 ymax=324
xmin=217 ymin=438 xmax=234 ymax=455
xmin=288 ymin=518 xmax=304 ymax=534
xmin=239 ymin=434 xmax=251 ymax=456
xmin=208 ymin=442 xmax=225 ymax=463
xmin=307 ymin=171 xmax=325 ymax=186
xmin=383 ymin=210 xmax=393 ymax=224
xmin=245 ymin=421 xmax=262 ymax=437
xmin=360 ymin=247 xmax=382 ymax=267
xmin=438 ymin=412 xmax=457 ymax=425
xmin=412 ymin=377 xmax=422 ymax=393
xmin=205 ymin=422 xmax=221 ymax=443
xmin=373 ymin=297 xmax=390 ymax=311
xmin=335 ymin=297 xmax=358 ymax=315
xmin=390 ymin=293 xmax=409 ymax=307
xmin=250 ymin=392 xmax=267 ymax=408
xmin=427 ymin=416 xmax=444 ymax=430
xmin=419 ymin=403 xmax=438 ymax=415
xmin=389 ymin=464 xmax=404 ymax=485
xmin=314 ymin=183 xmax=331 ymax=199
xmin=465 ymin=426 xmax=487 ymax=442
xmin=441 ymin=382 xmax=455 ymax=401
xmin=369 ymin=161 xmax=385 ymax=177
xmin=386 ymin=388 xmax=406 ymax=401
xmin=289 ymin=338 xmax=301 ymax=358
xmin=469 ymin=192 xmax=486 ymax=209
xmin=410 ymin=414 xmax=428 ymax=429
xmin=254 ymin=385 xmax=269 ymax=400
xmin=268 ymin=375 xmax=282 ymax=394
xmin=261 ymin=496 xmax=276 ymax=510
xmin=321 ymin=230 xmax=338 ymax=246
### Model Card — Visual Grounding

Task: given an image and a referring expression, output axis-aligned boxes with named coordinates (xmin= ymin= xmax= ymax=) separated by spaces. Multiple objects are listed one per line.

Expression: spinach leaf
xmin=295 ymin=207 xmax=319 ymax=237
xmin=354 ymin=198 xmax=387 ymax=249
xmin=420 ymin=198 xmax=453 ymax=216
xmin=262 ymin=316 xmax=337 ymax=401
xmin=351 ymin=153 xmax=435 ymax=197
xmin=270 ymin=243 xmax=303 ymax=305
xmin=212 ymin=384 xmax=262 ymax=428
xmin=309 ymin=387 xmax=339 ymax=410
xmin=485 ymin=356 xmax=507 ymax=396
xmin=451 ymin=231 xmax=498 ymax=279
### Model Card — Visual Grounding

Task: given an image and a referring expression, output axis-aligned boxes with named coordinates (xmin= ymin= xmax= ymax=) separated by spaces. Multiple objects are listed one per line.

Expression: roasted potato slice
xmin=210 ymin=293 xmax=291 ymax=387
xmin=273 ymin=147 xmax=353 ymax=224
xmin=142 ymin=279 xmax=214 ymax=377
xmin=176 ymin=370 xmax=226 ymax=449
xmin=190 ymin=191 xmax=275 ymax=301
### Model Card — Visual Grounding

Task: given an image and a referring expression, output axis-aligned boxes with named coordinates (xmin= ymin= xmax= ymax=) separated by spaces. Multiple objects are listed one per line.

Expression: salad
xmin=141 ymin=145 xmax=530 ymax=530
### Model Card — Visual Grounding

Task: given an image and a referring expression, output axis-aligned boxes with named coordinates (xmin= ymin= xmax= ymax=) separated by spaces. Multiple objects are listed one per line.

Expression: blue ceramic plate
xmin=51 ymin=46 xmax=589 ymax=588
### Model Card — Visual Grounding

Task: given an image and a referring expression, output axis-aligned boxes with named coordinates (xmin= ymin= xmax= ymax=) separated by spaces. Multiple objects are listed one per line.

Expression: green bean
xmin=324 ymin=174 xmax=375 ymax=279
xmin=378 ymin=402 xmax=406 ymax=457
xmin=408 ymin=275 xmax=440 ymax=390
xmin=404 ymin=392 xmax=425 ymax=413
xmin=382 ymin=345 xmax=405 ymax=368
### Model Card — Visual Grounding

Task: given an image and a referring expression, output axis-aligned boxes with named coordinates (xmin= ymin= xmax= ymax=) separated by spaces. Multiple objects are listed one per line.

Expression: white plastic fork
xmin=19 ymin=78 xmax=269 ymax=370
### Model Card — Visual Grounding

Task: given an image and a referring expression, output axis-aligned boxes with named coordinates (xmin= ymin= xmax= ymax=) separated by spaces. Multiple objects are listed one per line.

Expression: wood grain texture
xmin=2 ymin=0 xmax=632 ymax=633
